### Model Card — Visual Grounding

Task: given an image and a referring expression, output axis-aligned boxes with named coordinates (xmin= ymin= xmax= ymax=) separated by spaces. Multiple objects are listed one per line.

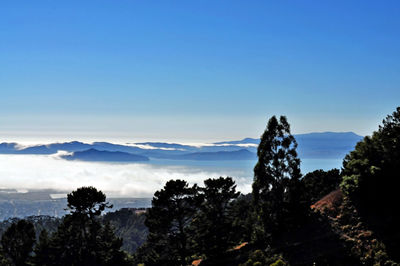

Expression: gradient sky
xmin=1 ymin=1 xmax=399 ymax=143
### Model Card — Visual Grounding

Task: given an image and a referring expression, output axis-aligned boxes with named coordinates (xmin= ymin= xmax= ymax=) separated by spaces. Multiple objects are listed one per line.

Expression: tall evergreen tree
xmin=192 ymin=177 xmax=240 ymax=259
xmin=252 ymin=116 xmax=305 ymax=243
xmin=141 ymin=180 xmax=198 ymax=266
xmin=38 ymin=187 xmax=128 ymax=266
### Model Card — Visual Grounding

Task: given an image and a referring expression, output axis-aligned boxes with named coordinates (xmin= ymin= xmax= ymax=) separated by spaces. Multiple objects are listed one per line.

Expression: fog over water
xmin=0 ymin=154 xmax=253 ymax=197
xmin=0 ymin=154 xmax=342 ymax=197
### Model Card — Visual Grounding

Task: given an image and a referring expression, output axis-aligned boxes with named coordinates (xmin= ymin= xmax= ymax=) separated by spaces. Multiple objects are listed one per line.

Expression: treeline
xmin=134 ymin=116 xmax=345 ymax=266
xmin=135 ymin=109 xmax=400 ymax=265
xmin=1 ymin=107 xmax=399 ymax=265
xmin=0 ymin=187 xmax=137 ymax=265
xmin=0 ymin=209 xmax=147 ymax=256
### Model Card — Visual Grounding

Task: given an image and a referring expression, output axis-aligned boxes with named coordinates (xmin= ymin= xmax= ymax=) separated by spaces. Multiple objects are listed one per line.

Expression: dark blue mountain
xmin=295 ymin=132 xmax=363 ymax=159
xmin=131 ymin=142 xmax=251 ymax=155
xmin=0 ymin=132 xmax=364 ymax=160
xmin=214 ymin=138 xmax=260 ymax=145
xmin=169 ymin=149 xmax=257 ymax=161
xmin=92 ymin=142 xmax=144 ymax=154
xmin=198 ymin=145 xmax=257 ymax=153
xmin=134 ymin=142 xmax=195 ymax=151
xmin=0 ymin=143 xmax=19 ymax=153
xmin=212 ymin=132 xmax=363 ymax=159
xmin=0 ymin=141 xmax=92 ymax=155
xmin=61 ymin=149 xmax=149 ymax=162
xmin=48 ymin=141 xmax=93 ymax=152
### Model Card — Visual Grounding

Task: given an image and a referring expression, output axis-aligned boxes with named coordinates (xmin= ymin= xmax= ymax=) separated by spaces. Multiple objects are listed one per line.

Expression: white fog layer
xmin=0 ymin=154 xmax=253 ymax=197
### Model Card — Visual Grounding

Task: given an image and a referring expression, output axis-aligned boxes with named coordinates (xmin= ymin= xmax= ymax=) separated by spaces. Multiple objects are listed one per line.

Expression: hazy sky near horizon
xmin=1 ymin=1 xmax=399 ymax=142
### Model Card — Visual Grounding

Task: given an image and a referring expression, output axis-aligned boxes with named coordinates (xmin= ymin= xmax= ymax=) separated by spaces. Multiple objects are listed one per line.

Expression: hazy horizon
xmin=0 ymin=129 xmax=364 ymax=146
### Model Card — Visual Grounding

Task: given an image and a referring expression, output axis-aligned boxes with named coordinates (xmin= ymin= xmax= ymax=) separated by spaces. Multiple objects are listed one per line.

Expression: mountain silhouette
xmin=61 ymin=149 xmax=149 ymax=162
xmin=0 ymin=132 xmax=363 ymax=161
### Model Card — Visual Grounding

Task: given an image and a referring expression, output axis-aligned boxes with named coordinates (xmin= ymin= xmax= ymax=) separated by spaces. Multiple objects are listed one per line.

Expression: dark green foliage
xmin=231 ymin=193 xmax=253 ymax=243
xmin=45 ymin=215 xmax=100 ymax=265
xmin=240 ymin=249 xmax=287 ymax=266
xmin=340 ymin=107 xmax=400 ymax=261
xmin=341 ymin=107 xmax=400 ymax=212
xmin=103 ymin=208 xmax=148 ymax=253
xmin=137 ymin=178 xmax=247 ymax=265
xmin=34 ymin=187 xmax=130 ymax=266
xmin=139 ymin=180 xmax=199 ymax=265
xmin=67 ymin=186 xmax=112 ymax=217
xmin=0 ymin=219 xmax=36 ymax=266
xmin=242 ymin=249 xmax=268 ymax=266
xmin=135 ymin=111 xmax=400 ymax=264
xmin=302 ymin=168 xmax=341 ymax=204
xmin=252 ymin=116 xmax=306 ymax=243
xmin=270 ymin=258 xmax=288 ymax=266
xmin=192 ymin=177 xmax=240 ymax=259
xmin=0 ymin=211 xmax=146 ymax=259
xmin=97 ymin=222 xmax=128 ymax=265
xmin=32 ymin=229 xmax=51 ymax=266
xmin=0 ymin=248 xmax=13 ymax=266
xmin=0 ymin=216 xmax=61 ymax=242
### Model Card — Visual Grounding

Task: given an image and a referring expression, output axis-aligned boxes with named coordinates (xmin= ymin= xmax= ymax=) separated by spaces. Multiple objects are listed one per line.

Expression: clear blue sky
xmin=1 ymin=1 xmax=399 ymax=142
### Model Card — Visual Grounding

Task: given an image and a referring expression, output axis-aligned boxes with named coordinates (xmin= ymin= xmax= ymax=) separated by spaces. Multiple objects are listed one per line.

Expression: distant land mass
xmin=0 ymin=132 xmax=363 ymax=162
xmin=61 ymin=148 xmax=149 ymax=162
xmin=218 ymin=132 xmax=363 ymax=159
xmin=214 ymin=137 xmax=260 ymax=145
xmin=168 ymin=149 xmax=257 ymax=161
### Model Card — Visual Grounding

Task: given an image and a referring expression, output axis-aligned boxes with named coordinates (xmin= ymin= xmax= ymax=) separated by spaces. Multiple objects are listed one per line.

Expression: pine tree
xmin=39 ymin=187 xmax=129 ymax=266
xmin=252 ymin=116 xmax=305 ymax=243
xmin=141 ymin=180 xmax=198 ymax=265
xmin=192 ymin=177 xmax=240 ymax=259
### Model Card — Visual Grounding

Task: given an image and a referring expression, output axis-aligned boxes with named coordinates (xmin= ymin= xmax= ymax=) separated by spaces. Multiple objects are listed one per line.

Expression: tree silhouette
xmin=252 ymin=116 xmax=305 ymax=243
xmin=302 ymin=169 xmax=341 ymax=205
xmin=341 ymin=107 xmax=400 ymax=213
xmin=230 ymin=193 xmax=253 ymax=244
xmin=32 ymin=229 xmax=51 ymax=266
xmin=141 ymin=180 xmax=198 ymax=265
xmin=67 ymin=186 xmax=112 ymax=217
xmin=1 ymin=219 xmax=36 ymax=266
xmin=38 ymin=187 xmax=128 ymax=266
xmin=192 ymin=177 xmax=240 ymax=259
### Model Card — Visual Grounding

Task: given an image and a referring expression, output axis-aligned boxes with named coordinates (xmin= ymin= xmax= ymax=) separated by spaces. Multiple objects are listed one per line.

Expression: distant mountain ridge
xmin=216 ymin=132 xmax=362 ymax=145
xmin=166 ymin=149 xmax=257 ymax=161
xmin=216 ymin=132 xmax=363 ymax=159
xmin=61 ymin=149 xmax=149 ymax=162
xmin=0 ymin=132 xmax=363 ymax=162
xmin=214 ymin=137 xmax=260 ymax=145
xmin=295 ymin=132 xmax=363 ymax=159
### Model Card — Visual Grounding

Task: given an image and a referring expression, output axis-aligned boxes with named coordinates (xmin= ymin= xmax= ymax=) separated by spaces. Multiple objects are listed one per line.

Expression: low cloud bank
xmin=0 ymin=154 xmax=253 ymax=197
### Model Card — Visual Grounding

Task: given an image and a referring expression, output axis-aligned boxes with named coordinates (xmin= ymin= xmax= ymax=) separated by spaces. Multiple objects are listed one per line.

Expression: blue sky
xmin=1 ymin=1 xmax=399 ymax=142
